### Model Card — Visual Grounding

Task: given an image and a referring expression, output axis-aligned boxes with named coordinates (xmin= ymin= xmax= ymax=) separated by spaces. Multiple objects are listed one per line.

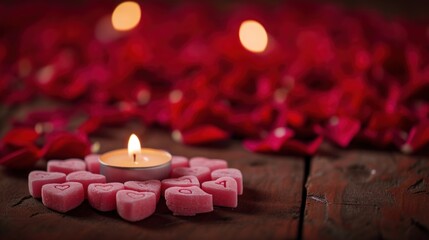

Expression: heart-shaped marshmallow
xmin=171 ymin=156 xmax=189 ymax=169
xmin=161 ymin=175 xmax=200 ymax=195
xmin=47 ymin=159 xmax=86 ymax=174
xmin=124 ymin=180 xmax=161 ymax=202
xmin=116 ymin=190 xmax=156 ymax=222
xmin=202 ymin=177 xmax=238 ymax=207
xmin=165 ymin=186 xmax=213 ymax=216
xmin=189 ymin=157 xmax=228 ymax=171
xmin=88 ymin=182 xmax=124 ymax=212
xmin=84 ymin=154 xmax=100 ymax=174
xmin=211 ymin=168 xmax=243 ymax=195
xmin=41 ymin=182 xmax=84 ymax=213
xmin=66 ymin=171 xmax=106 ymax=198
xmin=171 ymin=166 xmax=211 ymax=183
xmin=28 ymin=171 xmax=66 ymax=198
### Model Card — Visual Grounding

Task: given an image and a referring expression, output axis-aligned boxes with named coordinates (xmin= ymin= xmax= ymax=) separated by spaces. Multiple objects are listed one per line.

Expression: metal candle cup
xmin=99 ymin=148 xmax=172 ymax=182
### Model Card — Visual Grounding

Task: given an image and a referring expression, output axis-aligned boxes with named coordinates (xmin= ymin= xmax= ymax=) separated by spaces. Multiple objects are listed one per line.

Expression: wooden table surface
xmin=1 ymin=120 xmax=428 ymax=239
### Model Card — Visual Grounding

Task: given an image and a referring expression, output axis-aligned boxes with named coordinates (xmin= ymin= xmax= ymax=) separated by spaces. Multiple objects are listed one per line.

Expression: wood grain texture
xmin=0 ymin=123 xmax=304 ymax=240
xmin=304 ymin=150 xmax=429 ymax=240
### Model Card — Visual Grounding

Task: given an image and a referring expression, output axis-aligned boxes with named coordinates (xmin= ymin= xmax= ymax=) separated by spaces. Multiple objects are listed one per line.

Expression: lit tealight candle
xmin=99 ymin=134 xmax=172 ymax=182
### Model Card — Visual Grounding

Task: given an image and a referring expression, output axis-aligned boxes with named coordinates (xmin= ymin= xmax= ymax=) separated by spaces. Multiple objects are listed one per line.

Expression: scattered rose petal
xmin=2 ymin=128 xmax=39 ymax=147
xmin=42 ymin=132 xmax=91 ymax=159
xmin=0 ymin=145 xmax=40 ymax=169
xmin=173 ymin=125 xmax=229 ymax=145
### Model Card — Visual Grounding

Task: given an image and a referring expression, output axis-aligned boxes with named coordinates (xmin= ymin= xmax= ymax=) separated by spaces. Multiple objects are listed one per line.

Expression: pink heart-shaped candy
xmin=28 ymin=171 xmax=67 ymax=198
xmin=116 ymin=190 xmax=156 ymax=221
xmin=165 ymin=186 xmax=213 ymax=216
xmin=161 ymin=175 xmax=200 ymax=194
xmin=124 ymin=180 xmax=161 ymax=202
xmin=88 ymin=182 xmax=124 ymax=212
xmin=42 ymin=182 xmax=84 ymax=213
xmin=66 ymin=171 xmax=106 ymax=198
xmin=171 ymin=166 xmax=211 ymax=183
xmin=202 ymin=177 xmax=238 ymax=208
xmin=211 ymin=168 xmax=243 ymax=195
xmin=47 ymin=159 xmax=86 ymax=174
xmin=189 ymin=157 xmax=228 ymax=171
xmin=84 ymin=154 xmax=100 ymax=173
xmin=171 ymin=156 xmax=189 ymax=169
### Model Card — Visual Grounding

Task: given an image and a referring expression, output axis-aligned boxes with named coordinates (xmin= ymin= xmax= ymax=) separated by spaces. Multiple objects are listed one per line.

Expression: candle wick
xmin=133 ymin=153 xmax=136 ymax=163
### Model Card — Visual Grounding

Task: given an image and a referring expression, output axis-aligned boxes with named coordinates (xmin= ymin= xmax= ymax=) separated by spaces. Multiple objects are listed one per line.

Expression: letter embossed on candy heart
xmin=201 ymin=177 xmax=238 ymax=208
xmin=54 ymin=184 xmax=70 ymax=191
xmin=211 ymin=168 xmax=243 ymax=195
xmin=216 ymin=180 xmax=227 ymax=188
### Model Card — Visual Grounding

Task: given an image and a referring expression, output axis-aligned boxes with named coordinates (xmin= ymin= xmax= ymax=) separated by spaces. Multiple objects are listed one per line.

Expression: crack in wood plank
xmin=411 ymin=218 xmax=429 ymax=234
xmin=11 ymin=195 xmax=32 ymax=207
xmin=30 ymin=212 xmax=44 ymax=218
xmin=297 ymin=156 xmax=312 ymax=240
xmin=303 ymin=151 xmax=429 ymax=239
xmin=407 ymin=178 xmax=425 ymax=194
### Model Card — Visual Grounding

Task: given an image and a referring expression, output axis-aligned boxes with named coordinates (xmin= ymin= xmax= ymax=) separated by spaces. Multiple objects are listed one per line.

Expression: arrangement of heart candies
xmin=28 ymin=155 xmax=243 ymax=221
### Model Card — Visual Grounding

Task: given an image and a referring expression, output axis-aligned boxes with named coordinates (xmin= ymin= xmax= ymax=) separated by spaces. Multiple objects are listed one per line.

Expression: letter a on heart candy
xmin=202 ymin=177 xmax=238 ymax=208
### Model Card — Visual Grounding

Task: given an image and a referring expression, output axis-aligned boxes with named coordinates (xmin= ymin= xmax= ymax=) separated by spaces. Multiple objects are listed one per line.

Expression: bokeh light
xmin=111 ymin=1 xmax=141 ymax=31
xmin=239 ymin=20 xmax=268 ymax=53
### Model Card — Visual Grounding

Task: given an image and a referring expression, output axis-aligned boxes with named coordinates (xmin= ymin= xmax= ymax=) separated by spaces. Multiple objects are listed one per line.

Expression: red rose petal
xmin=280 ymin=135 xmax=324 ymax=156
xmin=317 ymin=116 xmax=361 ymax=147
xmin=401 ymin=123 xmax=429 ymax=154
xmin=2 ymin=128 xmax=39 ymax=147
xmin=78 ymin=117 xmax=102 ymax=135
xmin=0 ymin=145 xmax=40 ymax=169
xmin=243 ymin=139 xmax=273 ymax=153
xmin=173 ymin=125 xmax=229 ymax=145
xmin=42 ymin=132 xmax=91 ymax=159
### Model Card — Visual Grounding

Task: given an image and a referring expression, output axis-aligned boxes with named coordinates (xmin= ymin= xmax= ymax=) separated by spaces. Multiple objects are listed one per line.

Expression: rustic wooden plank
xmin=0 ymin=123 xmax=304 ymax=240
xmin=303 ymin=150 xmax=429 ymax=239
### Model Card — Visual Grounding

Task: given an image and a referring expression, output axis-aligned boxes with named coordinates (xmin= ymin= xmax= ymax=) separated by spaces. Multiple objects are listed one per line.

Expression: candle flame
xmin=111 ymin=1 xmax=141 ymax=31
xmin=128 ymin=134 xmax=141 ymax=159
xmin=239 ymin=20 xmax=268 ymax=53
